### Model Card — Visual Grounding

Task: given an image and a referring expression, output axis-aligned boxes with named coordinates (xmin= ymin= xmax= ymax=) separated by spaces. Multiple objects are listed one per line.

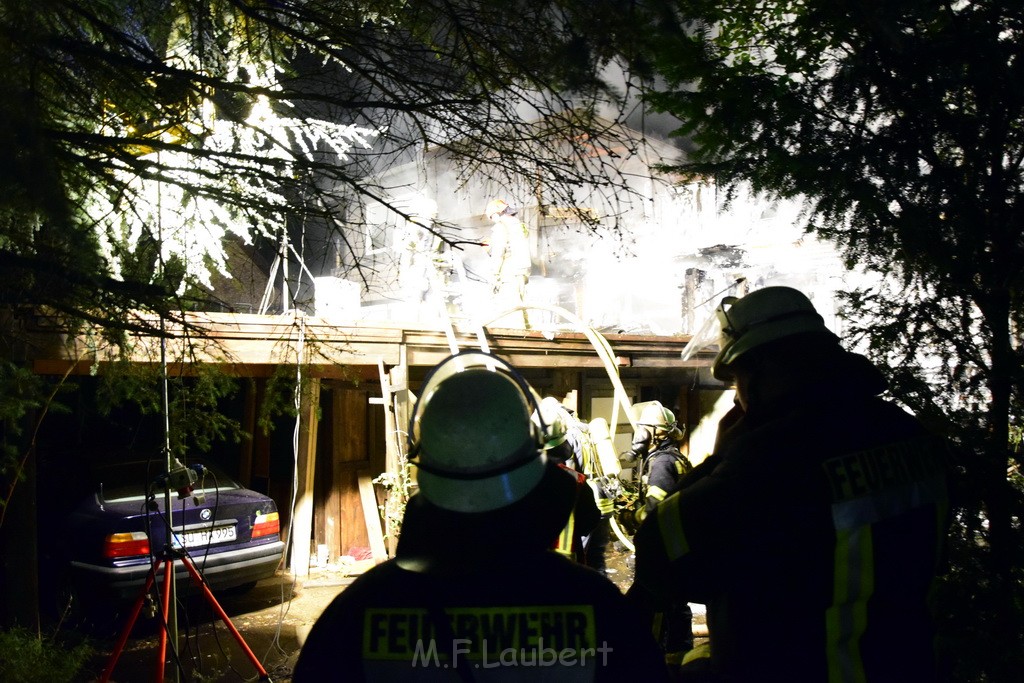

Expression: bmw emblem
xmin=200 ymin=508 xmax=212 ymax=521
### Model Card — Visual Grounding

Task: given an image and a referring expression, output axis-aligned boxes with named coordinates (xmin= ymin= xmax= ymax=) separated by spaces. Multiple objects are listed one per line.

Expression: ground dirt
xmin=83 ymin=537 xmax=701 ymax=682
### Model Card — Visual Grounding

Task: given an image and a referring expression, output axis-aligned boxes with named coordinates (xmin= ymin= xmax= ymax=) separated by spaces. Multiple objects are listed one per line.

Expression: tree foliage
xmin=594 ymin=0 xmax=1024 ymax=677
xmin=0 ymin=0 xmax=645 ymax=322
xmin=0 ymin=3 xmax=658 ymax=637
xmin=0 ymin=0 xmax=648 ymax=507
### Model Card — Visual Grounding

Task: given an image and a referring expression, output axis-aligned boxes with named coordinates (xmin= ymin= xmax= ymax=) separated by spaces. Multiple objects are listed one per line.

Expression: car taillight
xmin=103 ymin=531 xmax=150 ymax=558
xmin=252 ymin=511 xmax=280 ymax=539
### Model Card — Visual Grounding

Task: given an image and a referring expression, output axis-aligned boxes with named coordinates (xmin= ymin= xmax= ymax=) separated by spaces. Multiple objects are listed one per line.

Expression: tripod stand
xmin=99 ymin=544 xmax=272 ymax=683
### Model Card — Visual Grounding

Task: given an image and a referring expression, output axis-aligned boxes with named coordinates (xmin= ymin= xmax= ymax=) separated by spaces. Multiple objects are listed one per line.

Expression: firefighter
xmin=484 ymin=198 xmax=531 ymax=327
xmin=628 ymin=402 xmax=695 ymax=668
xmin=294 ymin=351 xmax=669 ymax=682
xmin=629 ymin=286 xmax=952 ymax=682
xmin=633 ymin=402 xmax=692 ymax=520
xmin=536 ymin=396 xmax=602 ymax=563
xmin=536 ymin=396 xmax=615 ymax=569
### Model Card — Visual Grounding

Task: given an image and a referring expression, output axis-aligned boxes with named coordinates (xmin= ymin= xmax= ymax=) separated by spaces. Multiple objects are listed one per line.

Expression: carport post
xmin=290 ymin=377 xmax=320 ymax=578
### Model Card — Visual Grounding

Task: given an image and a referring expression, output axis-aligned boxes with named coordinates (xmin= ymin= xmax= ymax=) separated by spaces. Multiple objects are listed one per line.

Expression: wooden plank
xmin=323 ymin=389 xmax=340 ymax=565
xmin=339 ymin=470 xmax=364 ymax=557
xmin=336 ymin=389 xmax=371 ymax=557
xmin=378 ymin=359 xmax=399 ymax=479
xmin=358 ymin=471 xmax=388 ymax=563
xmin=238 ymin=382 xmax=256 ymax=488
xmin=377 ymin=359 xmax=399 ymax=557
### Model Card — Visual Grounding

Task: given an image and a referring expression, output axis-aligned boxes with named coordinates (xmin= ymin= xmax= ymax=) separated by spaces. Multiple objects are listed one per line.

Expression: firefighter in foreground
xmin=294 ymin=351 xmax=669 ymax=682
xmin=629 ymin=286 xmax=951 ymax=682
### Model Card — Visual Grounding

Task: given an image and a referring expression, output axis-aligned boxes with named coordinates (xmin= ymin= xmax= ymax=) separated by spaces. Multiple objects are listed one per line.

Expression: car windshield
xmin=92 ymin=460 xmax=242 ymax=502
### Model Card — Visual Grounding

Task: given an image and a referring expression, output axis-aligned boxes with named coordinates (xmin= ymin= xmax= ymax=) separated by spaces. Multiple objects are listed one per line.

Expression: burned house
xmin=25 ymin=124 xmax=855 ymax=578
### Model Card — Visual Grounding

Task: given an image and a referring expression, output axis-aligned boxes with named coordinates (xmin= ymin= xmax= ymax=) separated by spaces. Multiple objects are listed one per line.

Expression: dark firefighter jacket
xmin=294 ymin=463 xmax=670 ymax=683
xmin=642 ymin=441 xmax=692 ymax=514
xmin=553 ymin=465 xmax=603 ymax=561
xmin=630 ymin=351 xmax=951 ymax=683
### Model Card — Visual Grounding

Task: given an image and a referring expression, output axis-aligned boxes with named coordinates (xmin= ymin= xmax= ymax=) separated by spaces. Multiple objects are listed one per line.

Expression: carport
xmin=23 ymin=309 xmax=722 ymax=584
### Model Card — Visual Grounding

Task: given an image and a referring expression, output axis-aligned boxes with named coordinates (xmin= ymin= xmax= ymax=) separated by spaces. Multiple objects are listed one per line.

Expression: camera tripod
xmin=99 ymin=544 xmax=272 ymax=683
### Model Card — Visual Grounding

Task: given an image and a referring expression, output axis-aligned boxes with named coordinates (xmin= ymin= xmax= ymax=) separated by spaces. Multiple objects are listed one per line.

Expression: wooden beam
xmin=24 ymin=310 xmax=711 ymax=374
xmin=290 ymin=377 xmax=321 ymax=579
xmin=378 ymin=359 xmax=400 ymax=557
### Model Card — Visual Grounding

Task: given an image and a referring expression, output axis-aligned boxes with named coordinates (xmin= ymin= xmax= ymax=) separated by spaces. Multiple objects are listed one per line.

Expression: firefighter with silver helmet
xmin=295 ymin=351 xmax=670 ymax=682
xmin=629 ymin=286 xmax=952 ymax=682
xmin=624 ymin=401 xmax=695 ymax=669
xmin=633 ymin=402 xmax=692 ymax=520
xmin=537 ymin=396 xmax=618 ymax=571
xmin=534 ymin=396 xmax=602 ymax=563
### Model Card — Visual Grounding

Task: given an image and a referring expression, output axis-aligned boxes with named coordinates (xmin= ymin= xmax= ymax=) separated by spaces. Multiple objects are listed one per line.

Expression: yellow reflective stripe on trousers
xmin=826 ymin=525 xmax=873 ymax=683
xmin=555 ymin=512 xmax=576 ymax=557
xmin=656 ymin=494 xmax=689 ymax=561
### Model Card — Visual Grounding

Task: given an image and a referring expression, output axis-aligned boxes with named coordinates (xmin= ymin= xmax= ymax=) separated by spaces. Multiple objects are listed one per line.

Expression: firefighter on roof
xmin=484 ymin=198 xmax=531 ymax=327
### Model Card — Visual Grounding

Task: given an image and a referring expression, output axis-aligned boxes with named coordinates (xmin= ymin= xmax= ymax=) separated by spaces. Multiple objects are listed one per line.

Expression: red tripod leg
xmin=155 ymin=557 xmax=174 ymax=683
xmin=180 ymin=555 xmax=271 ymax=680
xmin=98 ymin=563 xmax=160 ymax=683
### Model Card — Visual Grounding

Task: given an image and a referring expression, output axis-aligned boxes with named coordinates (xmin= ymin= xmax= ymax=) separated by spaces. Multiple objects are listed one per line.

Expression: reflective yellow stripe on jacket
xmin=657 ymin=494 xmax=689 ymax=561
xmin=826 ymin=524 xmax=873 ymax=683
xmin=647 ymin=485 xmax=669 ymax=505
xmin=823 ymin=437 xmax=948 ymax=683
xmin=555 ymin=512 xmax=576 ymax=558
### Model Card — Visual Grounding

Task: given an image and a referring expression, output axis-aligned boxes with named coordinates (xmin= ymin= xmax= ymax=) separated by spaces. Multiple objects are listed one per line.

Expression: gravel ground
xmin=82 ymin=571 xmax=345 ymax=683
xmin=84 ymin=537 xmax=702 ymax=682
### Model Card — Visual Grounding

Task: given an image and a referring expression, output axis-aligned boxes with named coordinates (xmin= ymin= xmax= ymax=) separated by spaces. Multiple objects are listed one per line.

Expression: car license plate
xmin=175 ymin=525 xmax=237 ymax=548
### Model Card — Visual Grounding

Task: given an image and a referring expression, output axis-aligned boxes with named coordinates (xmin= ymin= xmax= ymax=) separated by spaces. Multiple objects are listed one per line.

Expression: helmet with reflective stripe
xmin=408 ymin=351 xmax=547 ymax=513
xmin=485 ymin=198 xmax=511 ymax=220
xmin=636 ymin=401 xmax=676 ymax=431
xmin=536 ymin=396 xmax=570 ymax=451
xmin=712 ymin=286 xmax=836 ymax=381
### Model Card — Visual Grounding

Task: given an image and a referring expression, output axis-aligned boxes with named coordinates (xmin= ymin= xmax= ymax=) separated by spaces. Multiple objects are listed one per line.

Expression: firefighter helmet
xmin=712 ymin=286 xmax=836 ymax=381
xmin=408 ymin=352 xmax=547 ymax=513
xmin=636 ymin=402 xmax=676 ymax=433
xmin=485 ymin=198 xmax=510 ymax=220
xmin=536 ymin=396 xmax=570 ymax=451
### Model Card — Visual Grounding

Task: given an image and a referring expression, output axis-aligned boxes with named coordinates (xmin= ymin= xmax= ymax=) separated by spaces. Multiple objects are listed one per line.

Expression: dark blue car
xmin=59 ymin=459 xmax=285 ymax=608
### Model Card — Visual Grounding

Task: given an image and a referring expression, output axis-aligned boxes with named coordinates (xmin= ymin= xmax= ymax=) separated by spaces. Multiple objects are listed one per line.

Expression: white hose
xmin=479 ymin=304 xmax=639 ymax=552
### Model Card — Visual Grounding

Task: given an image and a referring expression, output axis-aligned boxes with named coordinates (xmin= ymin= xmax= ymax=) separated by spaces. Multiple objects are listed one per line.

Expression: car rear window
xmin=93 ymin=460 xmax=243 ymax=502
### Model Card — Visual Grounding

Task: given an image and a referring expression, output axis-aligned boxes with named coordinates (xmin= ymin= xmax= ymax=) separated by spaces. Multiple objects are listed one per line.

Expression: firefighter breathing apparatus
xmin=614 ymin=401 xmax=689 ymax=536
xmin=407 ymin=351 xmax=553 ymax=513
xmin=636 ymin=401 xmax=682 ymax=441
xmin=535 ymin=396 xmax=623 ymax=522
